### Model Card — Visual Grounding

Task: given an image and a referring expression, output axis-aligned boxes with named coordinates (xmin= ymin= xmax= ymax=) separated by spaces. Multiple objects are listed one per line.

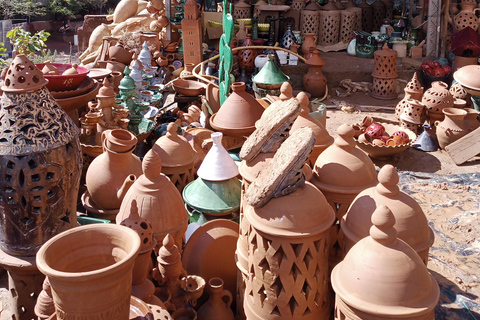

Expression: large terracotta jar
xmin=197 ymin=278 xmax=234 ymax=320
xmin=341 ymin=164 xmax=434 ymax=265
xmin=436 ymin=108 xmax=470 ymax=149
xmin=36 ymin=224 xmax=141 ymax=319
xmin=332 ymin=205 xmax=440 ymax=319
xmin=422 ymin=81 xmax=454 ymax=123
xmin=0 ymin=55 xmax=81 ymax=256
xmin=303 ymin=50 xmax=328 ymax=98
xmin=301 ymin=33 xmax=318 ymax=56
xmin=85 ymin=129 xmax=142 ymax=211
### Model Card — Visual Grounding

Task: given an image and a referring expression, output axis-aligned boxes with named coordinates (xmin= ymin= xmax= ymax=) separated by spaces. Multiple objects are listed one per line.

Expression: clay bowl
xmin=36 ymin=63 xmax=90 ymax=92
xmin=88 ymin=68 xmax=112 ymax=80
xmin=50 ymin=77 xmax=95 ymax=99
xmin=172 ymin=79 xmax=206 ymax=96
xmin=355 ymin=123 xmax=416 ymax=160
xmin=55 ymin=80 xmax=100 ymax=113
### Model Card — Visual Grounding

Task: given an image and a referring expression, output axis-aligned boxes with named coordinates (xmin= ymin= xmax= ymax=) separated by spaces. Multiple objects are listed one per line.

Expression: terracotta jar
xmin=116 ymin=148 xmax=189 ymax=252
xmin=210 ymin=82 xmax=264 ymax=137
xmin=332 ymin=205 xmax=440 ymax=319
xmin=239 ymin=35 xmax=257 ymax=74
xmin=109 ymin=43 xmax=133 ymax=65
xmin=454 ymin=0 xmax=480 ymax=32
xmin=0 ymin=55 xmax=81 ymax=256
xmin=197 ymin=278 xmax=234 ymax=320
xmin=371 ymin=0 xmax=386 ymax=31
xmin=422 ymin=81 xmax=454 ymax=123
xmin=303 ymin=49 xmax=328 ymax=98
xmin=435 ymin=108 xmax=470 ymax=149
xmin=395 ymin=72 xmax=424 ymax=120
xmin=301 ymin=33 xmax=318 ymax=56
xmin=341 ymin=164 xmax=434 ymax=265
xmin=85 ymin=129 xmax=142 ymax=211
xmin=36 ymin=224 xmax=141 ymax=320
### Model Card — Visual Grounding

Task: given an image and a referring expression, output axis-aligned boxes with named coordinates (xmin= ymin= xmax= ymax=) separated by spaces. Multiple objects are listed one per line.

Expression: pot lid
xmin=182 ymin=177 xmax=241 ymax=214
xmin=154 ymin=123 xmax=197 ymax=167
xmin=305 ymin=1 xmax=322 ymax=10
xmin=375 ymin=43 xmax=397 ymax=57
xmin=197 ymin=132 xmax=239 ymax=181
xmin=138 ymin=41 xmax=152 ymax=61
xmin=341 ymin=164 xmax=434 ymax=254
xmin=118 ymin=66 xmax=136 ymax=89
xmin=252 ymin=55 xmax=290 ymax=86
xmin=96 ymin=77 xmax=116 ymax=98
xmin=2 ymin=54 xmax=48 ymax=92
xmin=404 ymin=72 xmax=423 ymax=94
xmin=157 ymin=234 xmax=182 ymax=265
xmin=332 ymin=205 xmax=440 ymax=316
xmin=119 ymin=199 xmax=155 ymax=251
xmin=311 ymin=124 xmax=377 ymax=194
xmin=305 ymin=49 xmax=326 ymax=66
xmin=321 ymin=0 xmax=338 ymax=10
xmin=279 ymin=82 xmax=293 ymax=100
xmin=454 ymin=65 xmax=480 ymax=92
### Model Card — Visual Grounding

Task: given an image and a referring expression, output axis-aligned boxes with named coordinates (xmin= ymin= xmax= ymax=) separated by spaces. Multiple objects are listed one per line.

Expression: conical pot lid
xmin=1 ymin=54 xmax=48 ymax=92
xmin=332 ymin=205 xmax=440 ymax=316
xmin=305 ymin=49 xmax=326 ymax=66
xmin=119 ymin=66 xmax=136 ymax=89
xmin=197 ymin=132 xmax=239 ymax=181
xmin=404 ymin=72 xmax=423 ymax=95
xmin=322 ymin=0 xmax=339 ymax=10
xmin=154 ymin=123 xmax=197 ymax=167
xmin=305 ymin=1 xmax=322 ymax=10
xmin=252 ymin=55 xmax=290 ymax=86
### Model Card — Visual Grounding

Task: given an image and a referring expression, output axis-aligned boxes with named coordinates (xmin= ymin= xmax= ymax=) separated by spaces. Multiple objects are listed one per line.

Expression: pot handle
xmin=314 ymin=35 xmax=318 ymax=43
xmin=101 ymin=130 xmax=110 ymax=152
xmin=222 ymin=290 xmax=233 ymax=310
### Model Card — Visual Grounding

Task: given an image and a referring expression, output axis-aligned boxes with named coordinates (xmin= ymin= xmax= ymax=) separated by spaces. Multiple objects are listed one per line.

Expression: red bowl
xmin=35 ymin=63 xmax=90 ymax=92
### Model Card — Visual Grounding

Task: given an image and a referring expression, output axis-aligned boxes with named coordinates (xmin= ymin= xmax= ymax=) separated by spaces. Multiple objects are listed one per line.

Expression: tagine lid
xmin=252 ymin=55 xmax=290 ymax=86
xmin=2 ymin=54 xmax=48 ymax=92
xmin=454 ymin=65 xmax=480 ymax=93
xmin=154 ymin=123 xmax=197 ymax=167
xmin=96 ymin=77 xmax=116 ymax=98
xmin=332 ymin=205 xmax=440 ymax=316
xmin=196 ymin=132 xmax=239 ymax=181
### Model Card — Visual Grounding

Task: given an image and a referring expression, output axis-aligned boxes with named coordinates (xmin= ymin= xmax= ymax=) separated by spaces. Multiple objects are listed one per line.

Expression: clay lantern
xmin=243 ymin=127 xmax=335 ymax=320
xmin=395 ymin=72 xmax=424 ymax=121
xmin=332 ymin=205 xmax=440 ymax=319
xmin=370 ymin=44 xmax=398 ymax=100
xmin=116 ymin=148 xmax=189 ymax=252
xmin=341 ymin=164 xmax=435 ymax=265
xmin=154 ymin=123 xmax=197 ymax=192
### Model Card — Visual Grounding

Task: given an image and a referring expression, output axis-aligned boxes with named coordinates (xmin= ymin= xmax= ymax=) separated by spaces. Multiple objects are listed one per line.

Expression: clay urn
xmin=154 ymin=123 xmax=198 ymax=192
xmin=85 ymin=129 xmax=142 ymax=212
xmin=0 ymin=54 xmax=81 ymax=256
xmin=116 ymin=148 xmax=189 ymax=252
xmin=291 ymin=91 xmax=333 ymax=166
xmin=303 ymin=49 xmax=327 ymax=98
xmin=210 ymin=82 xmax=264 ymax=137
xmin=435 ymin=107 xmax=470 ymax=149
xmin=197 ymin=278 xmax=234 ymax=320
xmin=422 ymin=81 xmax=454 ymax=123
xmin=395 ymin=72 xmax=424 ymax=121
xmin=332 ymin=205 xmax=440 ymax=319
xmin=243 ymin=127 xmax=335 ymax=320
xmin=41 ymin=60 xmax=59 ymax=75
xmin=341 ymin=164 xmax=435 ymax=265
xmin=36 ymin=224 xmax=141 ymax=319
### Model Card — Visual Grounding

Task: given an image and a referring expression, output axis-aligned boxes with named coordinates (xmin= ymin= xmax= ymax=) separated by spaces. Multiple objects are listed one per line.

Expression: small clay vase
xmin=197 ymin=278 xmax=234 ymax=320
xmin=422 ymin=81 xmax=454 ymax=123
xmin=41 ymin=61 xmax=59 ymax=75
xmin=301 ymin=33 xmax=318 ymax=56
xmin=303 ymin=49 xmax=327 ymax=98
xmin=435 ymin=107 xmax=469 ymax=149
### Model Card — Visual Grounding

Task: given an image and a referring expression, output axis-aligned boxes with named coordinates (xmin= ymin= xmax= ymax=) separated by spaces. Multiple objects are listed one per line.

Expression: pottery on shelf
xmin=303 ymin=49 xmax=328 ymax=98
xmin=422 ymin=81 xmax=454 ymax=123
xmin=341 ymin=164 xmax=435 ymax=265
xmin=36 ymin=224 xmax=141 ymax=320
xmin=85 ymin=129 xmax=142 ymax=212
xmin=197 ymin=278 xmax=234 ymax=320
xmin=435 ymin=107 xmax=470 ymax=149
xmin=332 ymin=205 xmax=440 ymax=319
xmin=0 ymin=54 xmax=81 ymax=256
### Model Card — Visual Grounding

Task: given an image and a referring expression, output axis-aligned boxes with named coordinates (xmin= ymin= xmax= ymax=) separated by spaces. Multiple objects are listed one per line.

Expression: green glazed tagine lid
xmin=182 ymin=177 xmax=241 ymax=215
xmin=252 ymin=55 xmax=290 ymax=86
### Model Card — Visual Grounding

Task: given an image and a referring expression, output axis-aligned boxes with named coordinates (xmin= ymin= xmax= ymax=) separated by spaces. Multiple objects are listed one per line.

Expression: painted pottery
xmin=412 ymin=124 xmax=439 ymax=152
xmin=301 ymin=33 xmax=318 ymax=55
xmin=0 ymin=55 xmax=81 ymax=256
xmin=435 ymin=107 xmax=470 ymax=149
xmin=422 ymin=81 xmax=454 ymax=123
xmin=332 ymin=205 xmax=440 ymax=319
xmin=252 ymin=55 xmax=290 ymax=90
xmin=342 ymin=164 xmax=434 ymax=265
xmin=303 ymin=49 xmax=327 ymax=98
xmin=36 ymin=224 xmax=141 ymax=320
xmin=116 ymin=148 xmax=189 ymax=251
xmin=85 ymin=129 xmax=142 ymax=211
xmin=197 ymin=278 xmax=234 ymax=320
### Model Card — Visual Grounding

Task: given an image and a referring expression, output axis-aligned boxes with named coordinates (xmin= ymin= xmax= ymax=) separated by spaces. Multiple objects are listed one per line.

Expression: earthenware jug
xmin=303 ymin=49 xmax=327 ymax=98
xmin=453 ymin=0 xmax=480 ymax=32
xmin=197 ymin=278 xmax=234 ymax=320
xmin=301 ymin=33 xmax=317 ymax=55
xmin=435 ymin=108 xmax=469 ymax=149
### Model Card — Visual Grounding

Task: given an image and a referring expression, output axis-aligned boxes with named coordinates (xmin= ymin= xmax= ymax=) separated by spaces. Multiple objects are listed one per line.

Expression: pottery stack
xmin=370 ymin=44 xmax=398 ymax=100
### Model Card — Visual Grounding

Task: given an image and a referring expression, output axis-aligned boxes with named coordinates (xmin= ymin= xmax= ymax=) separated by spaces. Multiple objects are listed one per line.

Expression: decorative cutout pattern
xmin=301 ymin=11 xmax=320 ymax=40
xmin=291 ymin=0 xmax=306 ymax=10
xmin=371 ymin=78 xmax=397 ymax=99
xmin=340 ymin=10 xmax=356 ymax=44
xmin=319 ymin=11 xmax=341 ymax=45
xmin=164 ymin=165 xmax=195 ymax=193
xmin=372 ymin=6 xmax=386 ymax=31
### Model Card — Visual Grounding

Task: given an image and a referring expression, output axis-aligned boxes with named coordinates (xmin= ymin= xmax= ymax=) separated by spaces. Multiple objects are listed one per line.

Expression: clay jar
xmin=303 ymin=49 xmax=327 ymax=98
xmin=464 ymin=108 xmax=480 ymax=131
xmin=197 ymin=278 xmax=234 ymax=320
xmin=36 ymin=224 xmax=141 ymax=320
xmin=453 ymin=0 xmax=480 ymax=32
xmin=301 ymin=33 xmax=318 ymax=56
xmin=109 ymin=44 xmax=133 ymax=65
xmin=435 ymin=107 xmax=470 ymax=149
xmin=86 ymin=129 xmax=142 ymax=210
xmin=422 ymin=81 xmax=454 ymax=123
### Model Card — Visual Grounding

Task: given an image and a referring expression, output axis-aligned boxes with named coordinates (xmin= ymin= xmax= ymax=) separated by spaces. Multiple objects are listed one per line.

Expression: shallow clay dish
xmin=36 ymin=63 xmax=90 ymax=92
xmin=355 ymin=123 xmax=416 ymax=159
xmin=55 ymin=80 xmax=100 ymax=113
xmin=88 ymin=68 xmax=112 ymax=80
xmin=50 ymin=77 xmax=95 ymax=99
xmin=172 ymin=79 xmax=206 ymax=96
xmin=181 ymin=219 xmax=239 ymax=301
xmin=453 ymin=65 xmax=480 ymax=95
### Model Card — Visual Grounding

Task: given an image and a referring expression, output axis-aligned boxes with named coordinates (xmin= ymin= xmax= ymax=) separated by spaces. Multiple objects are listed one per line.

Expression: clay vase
xmin=180 ymin=63 xmax=195 ymax=78
xmin=422 ymin=81 xmax=454 ymax=123
xmin=109 ymin=44 xmax=133 ymax=65
xmin=116 ymin=148 xmax=189 ymax=252
xmin=197 ymin=278 xmax=234 ymax=320
xmin=36 ymin=224 xmax=141 ymax=320
xmin=303 ymin=49 xmax=327 ymax=98
xmin=301 ymin=33 xmax=318 ymax=56
xmin=86 ymin=129 xmax=142 ymax=210
xmin=435 ymin=108 xmax=469 ymax=149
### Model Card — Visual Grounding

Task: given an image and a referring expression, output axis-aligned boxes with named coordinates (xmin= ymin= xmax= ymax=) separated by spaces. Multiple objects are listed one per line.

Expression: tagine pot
xmin=85 ymin=129 xmax=142 ymax=210
xmin=435 ymin=107 xmax=470 ymax=149
xmin=303 ymin=50 xmax=327 ymax=98
xmin=36 ymin=224 xmax=141 ymax=319
xmin=197 ymin=277 xmax=234 ymax=320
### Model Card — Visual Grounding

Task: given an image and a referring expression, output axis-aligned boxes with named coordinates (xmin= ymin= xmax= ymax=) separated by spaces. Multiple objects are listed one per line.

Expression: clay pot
xmin=303 ymin=49 xmax=327 ymax=98
xmin=109 ymin=44 xmax=133 ymax=65
xmin=453 ymin=0 xmax=480 ymax=32
xmin=399 ymin=99 xmax=426 ymax=125
xmin=85 ymin=129 xmax=142 ymax=210
xmin=239 ymin=34 xmax=257 ymax=74
xmin=301 ymin=33 xmax=318 ymax=55
xmin=197 ymin=278 xmax=234 ymax=320
xmin=453 ymin=55 xmax=478 ymax=72
xmin=116 ymin=148 xmax=189 ymax=252
xmin=464 ymin=108 xmax=480 ymax=130
xmin=435 ymin=107 xmax=469 ymax=149
xmin=36 ymin=224 xmax=141 ymax=320
xmin=395 ymin=73 xmax=424 ymax=120
xmin=450 ymin=81 xmax=470 ymax=102
xmin=422 ymin=81 xmax=454 ymax=123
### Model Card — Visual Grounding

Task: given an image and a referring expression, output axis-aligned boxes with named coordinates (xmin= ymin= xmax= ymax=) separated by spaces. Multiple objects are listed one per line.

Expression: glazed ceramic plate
xmin=50 ymin=76 xmax=95 ymax=99
xmin=181 ymin=219 xmax=239 ymax=301
xmin=87 ymin=68 xmax=112 ymax=80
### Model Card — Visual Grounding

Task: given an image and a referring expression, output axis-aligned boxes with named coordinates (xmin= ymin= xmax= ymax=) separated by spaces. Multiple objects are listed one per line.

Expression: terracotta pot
xmin=180 ymin=63 xmax=195 ymax=78
xmin=301 ymin=33 xmax=318 ymax=55
xmin=303 ymin=49 xmax=327 ymax=98
xmin=435 ymin=107 xmax=469 ymax=149
xmin=36 ymin=224 xmax=141 ymax=320
xmin=453 ymin=0 xmax=480 ymax=32
xmin=85 ymin=129 xmax=142 ymax=210
xmin=395 ymin=73 xmax=424 ymax=120
xmin=399 ymin=99 xmax=426 ymax=125
xmin=109 ymin=44 xmax=133 ymax=65
xmin=197 ymin=278 xmax=234 ymax=320
xmin=464 ymin=108 xmax=480 ymax=130
xmin=422 ymin=81 xmax=454 ymax=123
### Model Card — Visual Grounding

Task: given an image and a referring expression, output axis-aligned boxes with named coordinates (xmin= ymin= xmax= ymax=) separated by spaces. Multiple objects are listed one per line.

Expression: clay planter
xmin=85 ymin=129 xmax=142 ymax=211
xmin=303 ymin=50 xmax=328 ymax=98
xmin=341 ymin=164 xmax=434 ymax=265
xmin=36 ymin=224 xmax=141 ymax=320
xmin=422 ymin=81 xmax=454 ymax=123
xmin=197 ymin=278 xmax=234 ymax=320
xmin=435 ymin=107 xmax=470 ymax=149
